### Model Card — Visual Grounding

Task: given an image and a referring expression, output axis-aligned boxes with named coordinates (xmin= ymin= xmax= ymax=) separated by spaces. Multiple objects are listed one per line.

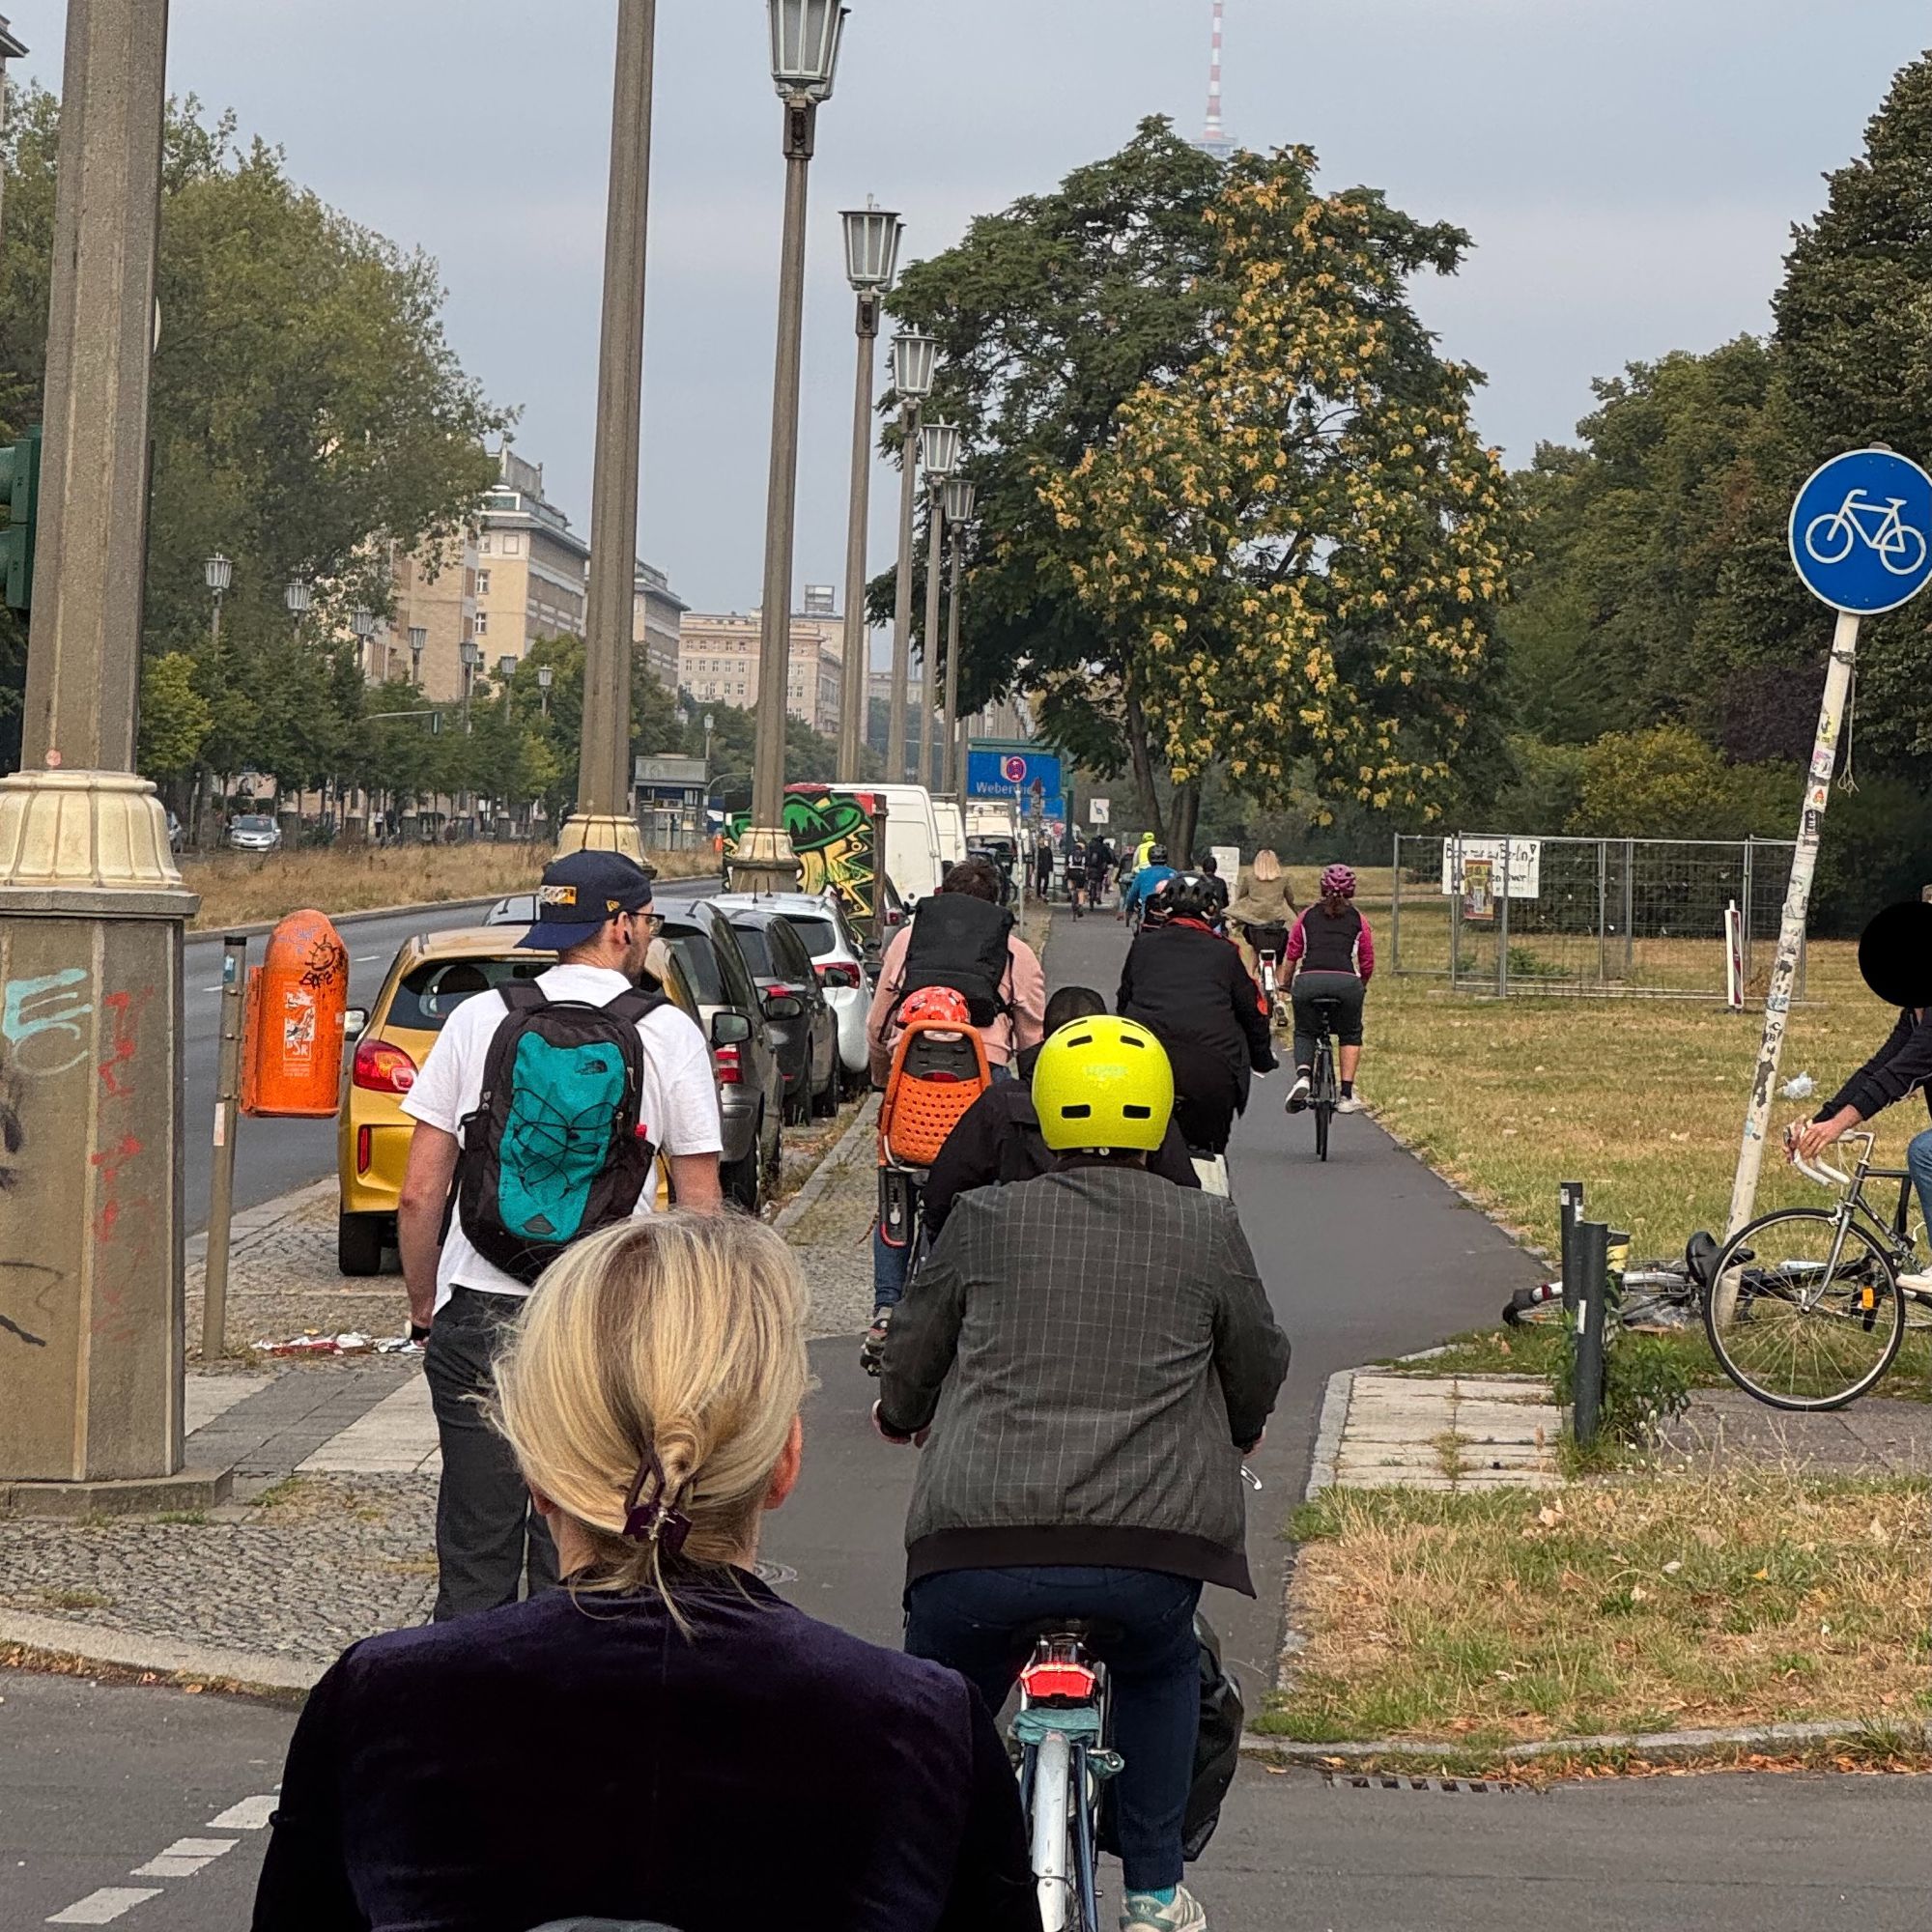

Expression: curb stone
xmin=1302 ymin=1369 xmax=1355 ymax=1501
xmin=1238 ymin=1715 xmax=1932 ymax=1770
xmin=0 ymin=1609 xmax=323 ymax=1695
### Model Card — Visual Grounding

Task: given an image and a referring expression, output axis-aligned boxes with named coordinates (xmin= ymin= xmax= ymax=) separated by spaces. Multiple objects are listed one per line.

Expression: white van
xmin=828 ymin=781 xmax=945 ymax=906
xmin=933 ymin=800 xmax=967 ymax=871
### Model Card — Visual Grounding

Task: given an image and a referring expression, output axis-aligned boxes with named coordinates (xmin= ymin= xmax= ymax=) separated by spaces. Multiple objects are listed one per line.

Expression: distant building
xmin=802 ymin=582 xmax=837 ymax=619
xmin=682 ymin=604 xmax=843 ymax=737
xmin=475 ymin=448 xmax=589 ymax=660
xmin=635 ymin=560 xmax=687 ymax=693
xmin=389 ymin=531 xmax=480 ymax=704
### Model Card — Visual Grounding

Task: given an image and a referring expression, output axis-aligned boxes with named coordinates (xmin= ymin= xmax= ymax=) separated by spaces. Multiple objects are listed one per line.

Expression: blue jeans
xmin=1908 ymin=1130 xmax=1932 ymax=1249
xmin=904 ymin=1565 xmax=1203 ymax=1893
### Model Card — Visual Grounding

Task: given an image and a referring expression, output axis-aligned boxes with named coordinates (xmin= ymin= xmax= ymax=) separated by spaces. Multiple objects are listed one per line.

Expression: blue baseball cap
xmin=517 ymin=850 xmax=656 ymax=952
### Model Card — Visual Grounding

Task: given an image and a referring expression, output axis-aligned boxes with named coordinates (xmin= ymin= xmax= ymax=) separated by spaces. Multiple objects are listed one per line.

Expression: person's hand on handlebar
xmin=1788 ymin=1107 xmax=1861 ymax=1166
xmin=871 ymin=1401 xmax=928 ymax=1449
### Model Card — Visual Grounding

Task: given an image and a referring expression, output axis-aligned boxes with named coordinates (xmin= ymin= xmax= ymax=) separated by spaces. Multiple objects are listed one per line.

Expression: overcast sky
xmin=14 ymin=2 xmax=1932 ymax=622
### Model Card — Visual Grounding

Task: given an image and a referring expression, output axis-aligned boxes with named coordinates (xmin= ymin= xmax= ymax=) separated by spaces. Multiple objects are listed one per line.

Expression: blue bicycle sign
xmin=1788 ymin=447 xmax=1932 ymax=613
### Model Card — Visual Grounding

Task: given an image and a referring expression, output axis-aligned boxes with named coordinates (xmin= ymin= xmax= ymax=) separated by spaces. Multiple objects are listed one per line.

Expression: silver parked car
xmin=225 ymin=812 xmax=283 ymax=853
xmin=713 ymin=889 xmax=874 ymax=1095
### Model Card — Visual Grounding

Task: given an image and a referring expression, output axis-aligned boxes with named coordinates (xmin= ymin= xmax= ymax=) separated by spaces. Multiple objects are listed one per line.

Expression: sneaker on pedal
xmin=1122 ymin=1886 xmax=1208 ymax=1931
xmin=1336 ymin=1094 xmax=1365 ymax=1115
xmin=860 ymin=1305 xmax=893 ymax=1377
xmin=1284 ymin=1074 xmax=1311 ymax=1114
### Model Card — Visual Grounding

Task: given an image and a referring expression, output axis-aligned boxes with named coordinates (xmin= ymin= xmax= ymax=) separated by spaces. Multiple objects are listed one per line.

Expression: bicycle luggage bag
xmin=895 ymin=893 xmax=1014 ymax=1029
xmin=455 ymin=982 xmax=666 ymax=1286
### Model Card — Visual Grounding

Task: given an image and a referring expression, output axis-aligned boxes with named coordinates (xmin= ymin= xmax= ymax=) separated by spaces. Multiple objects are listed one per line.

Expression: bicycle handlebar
xmin=1792 ymin=1152 xmax=1853 ymax=1189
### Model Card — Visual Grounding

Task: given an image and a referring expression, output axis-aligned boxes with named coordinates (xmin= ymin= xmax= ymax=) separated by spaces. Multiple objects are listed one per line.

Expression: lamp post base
xmin=554 ymin=812 xmax=646 ymax=865
xmin=0 ymin=769 xmax=198 ymax=1494
xmin=726 ymin=820 xmax=803 ymax=895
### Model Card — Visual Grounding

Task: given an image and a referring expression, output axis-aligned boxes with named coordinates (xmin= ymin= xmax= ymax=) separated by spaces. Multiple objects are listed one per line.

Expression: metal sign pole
xmin=1724 ymin=610 xmax=1860 ymax=1240
xmin=200 ymin=935 xmax=248 ymax=1361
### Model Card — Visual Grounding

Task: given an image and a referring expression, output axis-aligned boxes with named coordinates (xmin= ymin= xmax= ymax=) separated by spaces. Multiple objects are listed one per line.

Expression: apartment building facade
xmin=680 ymin=605 xmax=843 ymax=737
xmin=635 ymin=560 xmax=686 ymax=692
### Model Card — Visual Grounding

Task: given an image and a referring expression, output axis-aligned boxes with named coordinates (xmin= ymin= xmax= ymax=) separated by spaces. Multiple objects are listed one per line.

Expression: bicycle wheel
xmin=1804 ymin=510 xmax=1855 ymax=565
xmin=1704 ymin=1208 xmax=1906 ymax=1410
xmin=1313 ymin=1043 xmax=1335 ymax=1162
xmin=1028 ymin=1733 xmax=1078 ymax=1932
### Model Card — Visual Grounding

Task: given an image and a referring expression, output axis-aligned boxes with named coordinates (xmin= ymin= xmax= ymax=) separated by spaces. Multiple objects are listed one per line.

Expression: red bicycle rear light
xmin=353 ymin=1037 xmax=417 ymax=1095
xmin=1020 ymin=1661 xmax=1098 ymax=1700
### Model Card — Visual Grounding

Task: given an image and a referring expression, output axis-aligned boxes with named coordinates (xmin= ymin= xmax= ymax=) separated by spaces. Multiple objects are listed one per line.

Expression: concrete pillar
xmin=0 ymin=0 xmax=222 ymax=1513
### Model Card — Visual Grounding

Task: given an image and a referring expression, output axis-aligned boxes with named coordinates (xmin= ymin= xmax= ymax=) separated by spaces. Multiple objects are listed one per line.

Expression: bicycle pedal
xmin=1089 ymin=1749 xmax=1125 ymax=1778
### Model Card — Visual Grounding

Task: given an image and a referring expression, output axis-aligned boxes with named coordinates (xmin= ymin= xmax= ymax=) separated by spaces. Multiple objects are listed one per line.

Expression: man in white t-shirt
xmin=397 ymin=850 xmax=724 ymax=1618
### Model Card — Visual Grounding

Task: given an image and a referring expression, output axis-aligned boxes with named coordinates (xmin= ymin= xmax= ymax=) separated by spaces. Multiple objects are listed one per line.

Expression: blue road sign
xmin=1788 ymin=447 xmax=1932 ymax=614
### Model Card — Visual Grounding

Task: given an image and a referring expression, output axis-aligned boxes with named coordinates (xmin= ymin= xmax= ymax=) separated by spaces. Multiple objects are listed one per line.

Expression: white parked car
xmin=713 ymin=888 xmax=873 ymax=1094
xmin=225 ymin=812 xmax=282 ymax=853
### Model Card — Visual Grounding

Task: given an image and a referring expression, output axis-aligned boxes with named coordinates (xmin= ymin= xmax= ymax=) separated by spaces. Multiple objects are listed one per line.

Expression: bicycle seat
xmin=530 ymin=1921 xmax=684 ymax=1931
xmin=1012 ymin=1615 xmax=1127 ymax=1652
xmin=1684 ymin=1230 xmax=1719 ymax=1289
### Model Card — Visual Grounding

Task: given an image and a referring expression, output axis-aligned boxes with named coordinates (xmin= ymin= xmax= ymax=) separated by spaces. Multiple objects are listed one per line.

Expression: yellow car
xmin=336 ymin=928 xmax=700 ymax=1276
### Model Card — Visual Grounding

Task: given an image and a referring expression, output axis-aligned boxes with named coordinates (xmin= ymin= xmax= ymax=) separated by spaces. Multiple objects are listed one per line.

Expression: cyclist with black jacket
xmin=1118 ymin=873 xmax=1276 ymax=1156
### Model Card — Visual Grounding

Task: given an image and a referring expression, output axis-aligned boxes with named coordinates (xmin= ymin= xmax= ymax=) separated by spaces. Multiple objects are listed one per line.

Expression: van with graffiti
xmin=829 ymin=781 xmax=944 ymax=907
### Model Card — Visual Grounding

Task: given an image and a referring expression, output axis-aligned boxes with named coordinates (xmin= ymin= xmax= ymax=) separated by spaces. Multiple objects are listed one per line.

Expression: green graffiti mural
xmin=724 ymin=787 xmax=877 ymax=925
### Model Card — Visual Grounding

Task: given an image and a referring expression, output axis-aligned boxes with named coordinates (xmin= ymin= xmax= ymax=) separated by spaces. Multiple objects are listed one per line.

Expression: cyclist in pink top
xmin=1283 ymin=864 xmax=1374 ymax=1116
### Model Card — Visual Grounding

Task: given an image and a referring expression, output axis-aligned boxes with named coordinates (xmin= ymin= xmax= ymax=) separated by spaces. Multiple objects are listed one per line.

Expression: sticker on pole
xmin=1789 ymin=447 xmax=1932 ymax=613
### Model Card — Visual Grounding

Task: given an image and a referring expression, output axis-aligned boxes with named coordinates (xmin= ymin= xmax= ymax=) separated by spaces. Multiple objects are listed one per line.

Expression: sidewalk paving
xmin=1319 ymin=1371 xmax=1564 ymax=1494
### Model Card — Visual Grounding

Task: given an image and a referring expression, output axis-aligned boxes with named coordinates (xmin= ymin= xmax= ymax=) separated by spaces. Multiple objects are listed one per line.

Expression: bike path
xmin=763 ymin=905 xmax=1541 ymax=1712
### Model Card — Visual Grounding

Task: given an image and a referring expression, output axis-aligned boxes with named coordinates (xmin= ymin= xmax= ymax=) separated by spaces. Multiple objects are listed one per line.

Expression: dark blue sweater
xmin=252 ymin=1572 xmax=1038 ymax=1932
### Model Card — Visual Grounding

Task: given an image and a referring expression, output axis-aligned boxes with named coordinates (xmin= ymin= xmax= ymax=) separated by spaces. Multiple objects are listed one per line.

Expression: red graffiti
xmin=96 ymin=987 xmax=152 ymax=1097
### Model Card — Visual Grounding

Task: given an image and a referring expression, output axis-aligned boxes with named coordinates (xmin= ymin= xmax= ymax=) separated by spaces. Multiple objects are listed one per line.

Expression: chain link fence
xmin=1389 ymin=834 xmax=1802 ymax=1000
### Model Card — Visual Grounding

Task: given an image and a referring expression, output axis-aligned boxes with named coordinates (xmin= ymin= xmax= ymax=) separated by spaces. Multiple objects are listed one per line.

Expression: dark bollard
xmin=1558 ymin=1180 xmax=1585 ymax=1314
xmin=1572 ymin=1219 xmax=1610 ymax=1450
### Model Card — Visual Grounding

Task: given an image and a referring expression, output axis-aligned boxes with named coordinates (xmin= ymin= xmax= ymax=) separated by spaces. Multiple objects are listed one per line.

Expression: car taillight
xmin=353 ymin=1037 xmax=418 ymax=1095
xmin=714 ymin=1044 xmax=743 ymax=1086
xmin=1020 ymin=1660 xmax=1098 ymax=1701
xmin=816 ymin=961 xmax=862 ymax=988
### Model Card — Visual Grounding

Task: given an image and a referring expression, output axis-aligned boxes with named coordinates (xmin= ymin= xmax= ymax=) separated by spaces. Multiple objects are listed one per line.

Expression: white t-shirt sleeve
xmin=398 ymin=1001 xmax=482 ymax=1136
xmin=646 ymin=1008 xmax=724 ymax=1155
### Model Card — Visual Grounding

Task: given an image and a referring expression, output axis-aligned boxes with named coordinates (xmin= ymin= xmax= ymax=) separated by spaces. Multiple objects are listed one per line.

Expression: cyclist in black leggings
xmin=1284 ymin=865 xmax=1374 ymax=1116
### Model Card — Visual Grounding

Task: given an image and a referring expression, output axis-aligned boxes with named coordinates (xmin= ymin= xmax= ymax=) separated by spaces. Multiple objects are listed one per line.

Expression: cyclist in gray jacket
xmin=877 ymin=1015 xmax=1291 ymax=1932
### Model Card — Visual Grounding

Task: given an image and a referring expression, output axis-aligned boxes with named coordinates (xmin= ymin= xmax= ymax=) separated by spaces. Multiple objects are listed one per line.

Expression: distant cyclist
xmin=1283 ymin=864 xmax=1374 ymax=1117
xmin=1085 ymin=835 xmax=1115 ymax=911
xmin=1196 ymin=854 xmax=1232 ymax=925
xmin=1119 ymin=871 xmax=1276 ymax=1157
xmin=877 ymin=1017 xmax=1292 ymax=1932
xmin=1119 ymin=844 xmax=1178 ymax=926
xmin=1067 ymin=836 xmax=1091 ymax=918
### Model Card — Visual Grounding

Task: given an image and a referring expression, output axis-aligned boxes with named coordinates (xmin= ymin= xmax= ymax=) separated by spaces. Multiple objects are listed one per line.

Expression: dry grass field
xmin=182 ymin=843 xmax=718 ymax=932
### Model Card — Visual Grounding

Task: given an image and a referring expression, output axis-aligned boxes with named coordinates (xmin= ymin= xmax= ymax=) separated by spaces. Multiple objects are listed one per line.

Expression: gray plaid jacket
xmin=878 ymin=1161 xmax=1291 ymax=1594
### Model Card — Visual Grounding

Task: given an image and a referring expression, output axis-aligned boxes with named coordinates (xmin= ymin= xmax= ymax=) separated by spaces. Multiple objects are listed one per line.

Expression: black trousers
xmin=1292 ymin=970 xmax=1367 ymax=1071
xmin=1160 ymin=1036 xmax=1247 ymax=1156
xmin=423 ymin=1287 xmax=558 ymax=1620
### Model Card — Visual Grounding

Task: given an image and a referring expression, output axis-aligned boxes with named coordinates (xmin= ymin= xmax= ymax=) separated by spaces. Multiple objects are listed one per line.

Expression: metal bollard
xmin=1571 ymin=1219 xmax=1610 ymax=1450
xmin=1558 ymin=1180 xmax=1585 ymax=1315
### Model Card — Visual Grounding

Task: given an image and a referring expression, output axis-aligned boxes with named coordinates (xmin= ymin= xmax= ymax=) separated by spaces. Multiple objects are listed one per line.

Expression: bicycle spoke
xmin=1706 ymin=1211 xmax=1906 ymax=1409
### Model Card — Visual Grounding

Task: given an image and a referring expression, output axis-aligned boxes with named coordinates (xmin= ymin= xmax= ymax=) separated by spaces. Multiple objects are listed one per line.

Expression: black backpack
xmin=895 ymin=893 xmax=1015 ymax=1029
xmin=454 ymin=982 xmax=668 ymax=1287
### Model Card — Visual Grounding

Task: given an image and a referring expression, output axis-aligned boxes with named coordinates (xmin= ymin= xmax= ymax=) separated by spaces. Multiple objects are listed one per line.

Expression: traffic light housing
xmin=0 ymin=426 xmax=43 ymax=613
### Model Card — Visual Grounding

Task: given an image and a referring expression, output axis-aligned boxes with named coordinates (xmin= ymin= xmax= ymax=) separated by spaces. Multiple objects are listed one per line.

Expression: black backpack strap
xmin=500 ymin=981 xmax=549 ymax=1013
xmin=605 ymin=987 xmax=670 ymax=1025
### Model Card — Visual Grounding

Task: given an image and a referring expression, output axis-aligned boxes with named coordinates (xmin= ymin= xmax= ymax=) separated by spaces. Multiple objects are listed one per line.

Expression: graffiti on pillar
xmin=1 ymin=966 xmax=94 ymax=1077
xmin=89 ymin=989 xmax=155 ymax=1344
xmin=723 ymin=787 xmax=879 ymax=926
xmin=0 ymin=1047 xmax=55 ymax=1347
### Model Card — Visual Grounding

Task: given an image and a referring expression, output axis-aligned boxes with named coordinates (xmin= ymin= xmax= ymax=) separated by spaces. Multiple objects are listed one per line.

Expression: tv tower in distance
xmin=1197 ymin=0 xmax=1236 ymax=160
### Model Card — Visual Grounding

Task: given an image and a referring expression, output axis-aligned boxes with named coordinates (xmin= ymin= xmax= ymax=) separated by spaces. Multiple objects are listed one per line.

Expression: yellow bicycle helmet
xmin=1032 ymin=1015 xmax=1175 ymax=1153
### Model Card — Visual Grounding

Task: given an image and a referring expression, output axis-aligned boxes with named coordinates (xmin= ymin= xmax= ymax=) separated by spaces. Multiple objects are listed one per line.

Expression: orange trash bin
xmin=241 ymin=909 xmax=351 ymax=1118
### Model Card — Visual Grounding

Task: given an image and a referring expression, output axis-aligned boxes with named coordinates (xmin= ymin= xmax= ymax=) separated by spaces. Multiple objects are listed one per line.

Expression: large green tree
xmin=0 ymin=88 xmax=504 ymax=781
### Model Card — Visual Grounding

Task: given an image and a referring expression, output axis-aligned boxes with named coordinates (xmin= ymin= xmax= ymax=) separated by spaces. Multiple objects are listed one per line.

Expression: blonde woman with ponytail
xmin=253 ymin=1214 xmax=1037 ymax=1932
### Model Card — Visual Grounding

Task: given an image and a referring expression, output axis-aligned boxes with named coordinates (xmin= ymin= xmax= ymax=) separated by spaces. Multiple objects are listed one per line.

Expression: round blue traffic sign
xmin=1789 ymin=447 xmax=1932 ymax=613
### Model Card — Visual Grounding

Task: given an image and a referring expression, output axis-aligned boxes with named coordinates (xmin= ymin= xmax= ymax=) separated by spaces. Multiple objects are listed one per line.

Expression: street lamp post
xmin=537 ymin=662 xmax=554 ymax=717
xmin=408 ymin=625 xmax=427 ymax=688
xmin=703 ymin=709 xmax=715 ymax=776
xmin=0 ymin=0 xmax=216 ymax=1509
xmin=204 ymin=553 xmax=231 ymax=649
xmin=729 ymin=0 xmax=848 ymax=895
xmin=559 ymin=0 xmax=659 ymax=863
xmin=942 ymin=477 xmax=976 ymax=796
xmin=459 ymin=639 xmax=478 ymax=836
xmin=887 ymin=331 xmax=935 ymax=781
xmin=836 ymin=201 xmax=901 ymax=781
xmin=919 ymin=422 xmax=961 ymax=792
xmin=351 ymin=605 xmax=376 ymax=680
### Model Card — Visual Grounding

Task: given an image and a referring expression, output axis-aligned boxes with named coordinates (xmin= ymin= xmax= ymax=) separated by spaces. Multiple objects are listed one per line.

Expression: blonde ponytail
xmin=492 ymin=1212 xmax=809 ymax=1621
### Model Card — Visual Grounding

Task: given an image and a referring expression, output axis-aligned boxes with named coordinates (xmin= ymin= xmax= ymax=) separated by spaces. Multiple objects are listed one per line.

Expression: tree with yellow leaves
xmin=1036 ymin=146 xmax=1521 ymax=858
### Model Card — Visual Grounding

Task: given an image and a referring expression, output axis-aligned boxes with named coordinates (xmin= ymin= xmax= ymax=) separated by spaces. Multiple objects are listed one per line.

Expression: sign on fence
xmin=1462 ymin=858 xmax=1494 ymax=923
xmin=1210 ymin=844 xmax=1241 ymax=885
xmin=1439 ymin=837 xmax=1541 ymax=899
xmin=1089 ymin=797 xmax=1110 ymax=825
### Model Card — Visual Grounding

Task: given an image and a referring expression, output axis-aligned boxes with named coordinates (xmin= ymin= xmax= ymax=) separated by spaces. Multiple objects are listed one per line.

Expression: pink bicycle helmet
xmin=1320 ymin=864 xmax=1358 ymax=900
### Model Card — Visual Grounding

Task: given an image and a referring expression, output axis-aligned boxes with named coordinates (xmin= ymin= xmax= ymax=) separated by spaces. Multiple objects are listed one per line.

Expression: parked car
xmin=333 ymin=927 xmax=705 ymax=1276
xmin=718 ymin=903 xmax=838 ymax=1124
xmin=652 ymin=897 xmax=785 ymax=1214
xmin=226 ymin=812 xmax=282 ymax=853
xmin=715 ymin=889 xmax=872 ymax=1094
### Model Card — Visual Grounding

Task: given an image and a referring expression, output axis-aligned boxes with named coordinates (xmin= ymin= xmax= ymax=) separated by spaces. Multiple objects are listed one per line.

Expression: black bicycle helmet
xmin=1148 ymin=844 xmax=1169 ymax=866
xmin=1151 ymin=871 xmax=1220 ymax=925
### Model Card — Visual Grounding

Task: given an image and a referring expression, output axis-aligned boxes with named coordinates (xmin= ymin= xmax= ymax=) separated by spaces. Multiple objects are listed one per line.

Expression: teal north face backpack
xmin=455 ymin=981 xmax=668 ymax=1285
